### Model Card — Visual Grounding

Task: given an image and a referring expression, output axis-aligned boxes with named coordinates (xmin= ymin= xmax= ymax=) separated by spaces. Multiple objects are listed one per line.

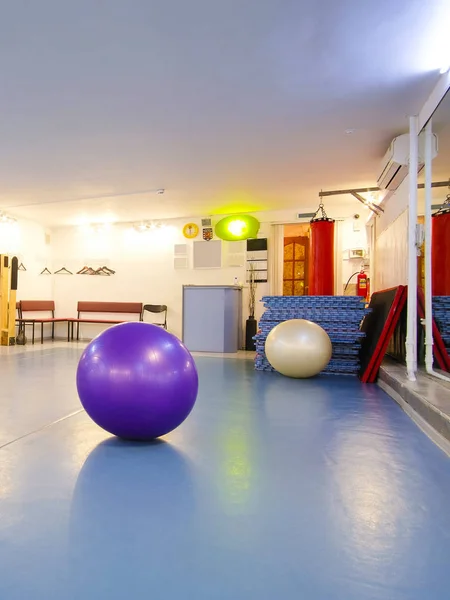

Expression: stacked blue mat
xmin=254 ymin=296 xmax=370 ymax=376
xmin=432 ymin=296 xmax=450 ymax=353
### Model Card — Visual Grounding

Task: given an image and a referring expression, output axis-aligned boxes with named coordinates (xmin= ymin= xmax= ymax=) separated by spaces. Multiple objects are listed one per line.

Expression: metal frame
xmin=319 ymin=182 xmax=450 ymax=216
xmin=143 ymin=304 xmax=167 ymax=329
xmin=319 ymin=187 xmax=383 ymax=215
xmin=15 ymin=317 xmax=71 ymax=344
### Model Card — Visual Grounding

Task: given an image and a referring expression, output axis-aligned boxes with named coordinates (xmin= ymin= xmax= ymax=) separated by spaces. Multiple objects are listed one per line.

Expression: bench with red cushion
xmin=72 ymin=301 xmax=143 ymax=340
xmin=18 ymin=300 xmax=71 ymax=344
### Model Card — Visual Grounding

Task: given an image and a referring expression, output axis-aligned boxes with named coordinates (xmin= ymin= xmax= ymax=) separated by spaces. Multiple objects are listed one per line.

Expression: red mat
xmin=359 ymin=286 xmax=407 ymax=383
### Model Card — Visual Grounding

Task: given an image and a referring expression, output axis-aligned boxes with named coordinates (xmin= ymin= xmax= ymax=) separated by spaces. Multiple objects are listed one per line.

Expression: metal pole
xmin=406 ymin=116 xmax=418 ymax=381
xmin=318 ymin=181 xmax=449 ymax=198
xmin=319 ymin=187 xmax=380 ymax=197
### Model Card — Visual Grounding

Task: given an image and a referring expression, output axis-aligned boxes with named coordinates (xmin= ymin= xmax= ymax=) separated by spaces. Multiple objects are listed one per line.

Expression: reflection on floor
xmin=1 ymin=348 xmax=450 ymax=599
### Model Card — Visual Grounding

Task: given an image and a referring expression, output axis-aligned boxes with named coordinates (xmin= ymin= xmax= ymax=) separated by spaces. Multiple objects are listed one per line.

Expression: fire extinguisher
xmin=356 ymin=270 xmax=368 ymax=297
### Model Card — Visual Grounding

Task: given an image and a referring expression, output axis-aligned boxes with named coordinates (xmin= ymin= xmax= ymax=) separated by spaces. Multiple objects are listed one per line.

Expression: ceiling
xmin=0 ymin=0 xmax=449 ymax=227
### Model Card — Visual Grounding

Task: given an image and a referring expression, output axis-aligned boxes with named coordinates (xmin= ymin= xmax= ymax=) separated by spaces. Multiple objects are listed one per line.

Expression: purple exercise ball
xmin=76 ymin=322 xmax=198 ymax=440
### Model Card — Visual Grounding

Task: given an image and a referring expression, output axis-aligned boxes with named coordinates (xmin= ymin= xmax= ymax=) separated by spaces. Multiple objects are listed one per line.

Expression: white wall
xmin=47 ymin=209 xmax=368 ymax=341
xmin=373 ymin=178 xmax=409 ymax=291
xmin=340 ymin=218 xmax=368 ymax=290
xmin=376 ymin=178 xmax=409 ymax=238
xmin=0 ymin=198 xmax=369 ymax=343
xmin=49 ymin=219 xmax=273 ymax=341
xmin=0 ymin=217 xmax=52 ymax=301
xmin=375 ymin=210 xmax=408 ymax=290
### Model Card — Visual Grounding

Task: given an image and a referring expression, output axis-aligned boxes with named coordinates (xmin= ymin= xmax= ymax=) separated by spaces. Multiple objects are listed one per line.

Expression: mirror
xmin=410 ymin=86 xmax=450 ymax=373
xmin=417 ymin=89 xmax=450 ymax=290
xmin=389 ymin=89 xmax=450 ymax=367
xmin=418 ymin=90 xmax=450 ymax=214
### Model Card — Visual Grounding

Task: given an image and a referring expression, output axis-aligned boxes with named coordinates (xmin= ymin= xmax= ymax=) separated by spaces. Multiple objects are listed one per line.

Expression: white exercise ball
xmin=265 ymin=319 xmax=332 ymax=379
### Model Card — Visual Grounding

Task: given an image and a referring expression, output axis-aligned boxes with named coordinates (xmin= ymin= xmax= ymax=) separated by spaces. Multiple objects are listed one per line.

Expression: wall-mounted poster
xmin=183 ymin=223 xmax=199 ymax=239
xmin=193 ymin=240 xmax=222 ymax=268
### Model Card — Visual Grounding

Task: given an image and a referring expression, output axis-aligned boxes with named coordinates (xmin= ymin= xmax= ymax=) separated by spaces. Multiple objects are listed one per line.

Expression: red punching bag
xmin=308 ymin=202 xmax=335 ymax=296
xmin=432 ymin=203 xmax=450 ymax=296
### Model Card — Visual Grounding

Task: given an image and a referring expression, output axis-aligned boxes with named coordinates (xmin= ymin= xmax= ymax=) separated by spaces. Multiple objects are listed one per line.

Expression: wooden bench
xmin=18 ymin=300 xmax=71 ymax=344
xmin=72 ymin=301 xmax=143 ymax=340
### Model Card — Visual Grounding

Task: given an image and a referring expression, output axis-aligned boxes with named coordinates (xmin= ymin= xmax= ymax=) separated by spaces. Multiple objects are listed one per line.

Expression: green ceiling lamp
xmin=214 ymin=215 xmax=260 ymax=241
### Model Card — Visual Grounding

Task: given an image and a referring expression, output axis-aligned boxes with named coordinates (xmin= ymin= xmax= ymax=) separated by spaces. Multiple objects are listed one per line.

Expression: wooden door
xmin=283 ymin=236 xmax=309 ymax=296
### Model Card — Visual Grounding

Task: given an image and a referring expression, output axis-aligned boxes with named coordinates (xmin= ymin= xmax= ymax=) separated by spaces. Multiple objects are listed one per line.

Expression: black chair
xmin=143 ymin=304 xmax=167 ymax=329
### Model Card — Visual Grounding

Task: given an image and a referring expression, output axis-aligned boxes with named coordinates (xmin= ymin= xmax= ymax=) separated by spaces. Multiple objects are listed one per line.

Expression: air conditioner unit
xmin=377 ymin=132 xmax=438 ymax=191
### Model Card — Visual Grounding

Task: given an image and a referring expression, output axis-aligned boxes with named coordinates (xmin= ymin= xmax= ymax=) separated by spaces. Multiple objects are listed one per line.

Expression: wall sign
xmin=193 ymin=240 xmax=222 ymax=268
xmin=202 ymin=228 xmax=213 ymax=241
xmin=183 ymin=223 xmax=199 ymax=239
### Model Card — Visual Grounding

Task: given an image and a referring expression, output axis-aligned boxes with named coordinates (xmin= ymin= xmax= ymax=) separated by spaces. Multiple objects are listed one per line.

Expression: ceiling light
xmin=0 ymin=212 xmax=17 ymax=224
xmin=92 ymin=222 xmax=111 ymax=233
xmin=215 ymin=215 xmax=260 ymax=241
xmin=227 ymin=219 xmax=246 ymax=236
xmin=134 ymin=222 xmax=149 ymax=232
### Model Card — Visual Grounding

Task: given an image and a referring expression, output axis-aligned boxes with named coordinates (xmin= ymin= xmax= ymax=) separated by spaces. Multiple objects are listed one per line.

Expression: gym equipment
xmin=432 ymin=202 xmax=450 ymax=295
xmin=417 ymin=287 xmax=450 ymax=372
xmin=386 ymin=288 xmax=450 ymax=373
xmin=360 ymin=286 xmax=450 ymax=381
xmin=8 ymin=258 xmax=18 ymax=345
xmin=76 ymin=322 xmax=198 ymax=440
xmin=265 ymin=319 xmax=332 ymax=378
xmin=308 ymin=201 xmax=335 ymax=295
xmin=433 ymin=296 xmax=450 ymax=364
xmin=255 ymin=296 xmax=368 ymax=375
xmin=0 ymin=256 xmax=9 ymax=342
xmin=359 ymin=286 xmax=407 ymax=383
xmin=0 ymin=255 xmax=19 ymax=345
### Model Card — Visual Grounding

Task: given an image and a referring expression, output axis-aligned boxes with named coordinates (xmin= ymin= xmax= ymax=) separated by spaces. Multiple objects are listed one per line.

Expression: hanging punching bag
xmin=432 ymin=202 xmax=450 ymax=296
xmin=308 ymin=201 xmax=335 ymax=296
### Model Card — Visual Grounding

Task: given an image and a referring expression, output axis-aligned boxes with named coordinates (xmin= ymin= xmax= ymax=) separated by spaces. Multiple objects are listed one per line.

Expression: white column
xmin=405 ymin=116 xmax=419 ymax=381
xmin=424 ymin=119 xmax=434 ymax=372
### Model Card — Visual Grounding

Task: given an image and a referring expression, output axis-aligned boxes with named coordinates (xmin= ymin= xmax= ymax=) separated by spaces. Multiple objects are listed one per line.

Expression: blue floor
xmin=1 ymin=348 xmax=450 ymax=599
